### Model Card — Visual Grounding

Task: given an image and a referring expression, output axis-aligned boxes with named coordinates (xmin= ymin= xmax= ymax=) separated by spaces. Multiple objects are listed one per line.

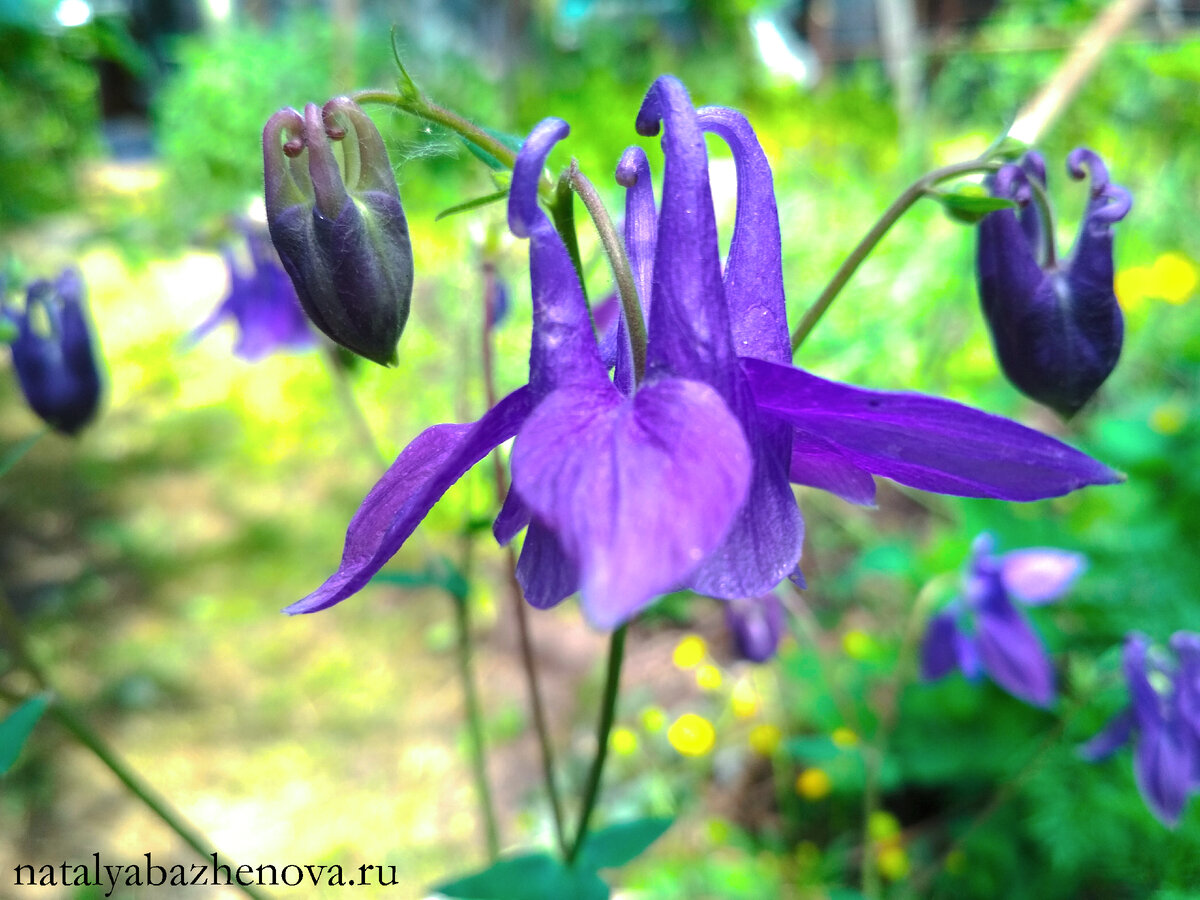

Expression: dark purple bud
xmin=263 ymin=98 xmax=412 ymax=366
xmin=6 ymin=268 xmax=101 ymax=435
xmin=976 ymin=148 xmax=1130 ymax=417
xmin=725 ymin=593 xmax=786 ymax=663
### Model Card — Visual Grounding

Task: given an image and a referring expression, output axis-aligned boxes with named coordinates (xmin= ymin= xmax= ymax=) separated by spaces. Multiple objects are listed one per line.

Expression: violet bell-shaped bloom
xmin=288 ymin=116 xmax=753 ymax=629
xmin=192 ymin=228 xmax=315 ymax=361
xmin=725 ymin=592 xmax=787 ymax=663
xmin=920 ymin=534 xmax=1085 ymax=707
xmin=263 ymin=97 xmax=413 ymax=366
xmin=1080 ymin=633 xmax=1200 ymax=827
xmin=977 ymin=149 xmax=1130 ymax=417
xmin=288 ymin=76 xmax=1122 ymax=630
xmin=605 ymin=77 xmax=1119 ymax=591
xmin=4 ymin=268 xmax=101 ymax=435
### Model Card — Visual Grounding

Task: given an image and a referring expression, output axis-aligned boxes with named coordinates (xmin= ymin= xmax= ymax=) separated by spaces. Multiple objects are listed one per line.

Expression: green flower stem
xmin=322 ymin=349 xmax=502 ymax=860
xmin=1023 ymin=174 xmax=1059 ymax=269
xmin=568 ymin=164 xmax=647 ymax=383
xmin=352 ymin=89 xmax=556 ymax=201
xmin=790 ymin=159 xmax=1004 ymax=355
xmin=566 ymin=623 xmax=628 ymax=865
xmin=550 ymin=172 xmax=589 ymax=304
xmin=478 ymin=276 xmax=568 ymax=857
xmin=451 ymin=539 xmax=501 ymax=861
xmin=0 ymin=593 xmax=270 ymax=900
xmin=859 ymin=573 xmax=955 ymax=899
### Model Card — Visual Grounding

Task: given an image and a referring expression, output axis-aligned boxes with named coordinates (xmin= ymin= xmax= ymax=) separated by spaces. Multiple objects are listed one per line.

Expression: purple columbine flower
xmin=264 ymin=97 xmax=413 ymax=366
xmin=288 ymin=76 xmax=1119 ymax=630
xmin=920 ymin=534 xmax=1085 ymax=707
xmin=977 ymin=149 xmax=1130 ymax=418
xmin=4 ymin=268 xmax=102 ymax=435
xmin=192 ymin=228 xmax=315 ymax=362
xmin=725 ymin=593 xmax=787 ymax=663
xmin=1080 ymin=633 xmax=1200 ymax=827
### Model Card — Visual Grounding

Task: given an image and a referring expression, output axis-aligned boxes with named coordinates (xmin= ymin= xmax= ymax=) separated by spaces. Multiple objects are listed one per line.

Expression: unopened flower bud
xmin=976 ymin=148 xmax=1130 ymax=418
xmin=5 ymin=268 xmax=102 ymax=435
xmin=263 ymin=97 xmax=413 ymax=365
xmin=725 ymin=593 xmax=786 ymax=663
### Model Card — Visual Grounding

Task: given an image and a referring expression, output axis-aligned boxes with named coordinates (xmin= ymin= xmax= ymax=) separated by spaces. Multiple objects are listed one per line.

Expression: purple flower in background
xmin=192 ymin=229 xmax=315 ymax=362
xmin=263 ymin=97 xmax=413 ymax=366
xmin=288 ymin=76 xmax=1120 ymax=630
xmin=921 ymin=534 xmax=1085 ymax=707
xmin=1080 ymin=633 xmax=1200 ymax=827
xmin=725 ymin=593 xmax=787 ymax=663
xmin=4 ymin=268 xmax=101 ymax=435
xmin=977 ymin=149 xmax=1130 ymax=417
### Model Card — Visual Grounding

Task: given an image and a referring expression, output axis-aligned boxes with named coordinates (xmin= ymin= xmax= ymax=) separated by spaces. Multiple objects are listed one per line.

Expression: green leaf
xmin=432 ymin=853 xmax=608 ymax=900
xmin=0 ymin=431 xmax=44 ymax=478
xmin=436 ymin=189 xmax=510 ymax=222
xmin=1 ymin=694 xmax=50 ymax=775
xmin=0 ymin=317 xmax=16 ymax=343
xmin=576 ymin=817 xmax=674 ymax=871
xmin=783 ymin=736 xmax=842 ymax=763
xmin=932 ymin=186 xmax=1018 ymax=224
xmin=372 ymin=559 xmax=469 ymax=601
xmin=462 ymin=128 xmax=524 ymax=171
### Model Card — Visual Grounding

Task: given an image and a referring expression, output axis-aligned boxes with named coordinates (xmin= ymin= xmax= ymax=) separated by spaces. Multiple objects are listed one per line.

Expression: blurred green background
xmin=2 ymin=0 xmax=1199 ymax=897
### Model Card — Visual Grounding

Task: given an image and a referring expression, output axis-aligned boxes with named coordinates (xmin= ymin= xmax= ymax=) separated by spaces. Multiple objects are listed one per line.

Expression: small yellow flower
xmin=842 ymin=629 xmax=875 ymax=660
xmin=673 ymin=634 xmax=707 ymax=669
xmin=610 ymin=726 xmax=638 ymax=756
xmin=1115 ymin=265 xmax=1153 ymax=312
xmin=831 ymin=727 xmax=859 ymax=749
xmin=730 ymin=678 xmax=759 ymax=718
xmin=877 ymin=844 xmax=910 ymax=881
xmin=1151 ymin=252 xmax=1198 ymax=304
xmin=748 ymin=724 xmax=782 ymax=756
xmin=640 ymin=706 xmax=667 ymax=733
xmin=1150 ymin=400 xmax=1187 ymax=436
xmin=868 ymin=810 xmax=901 ymax=841
xmin=795 ymin=767 xmax=832 ymax=800
xmin=695 ymin=664 xmax=723 ymax=691
xmin=668 ymin=713 xmax=716 ymax=757
xmin=706 ymin=818 xmax=732 ymax=845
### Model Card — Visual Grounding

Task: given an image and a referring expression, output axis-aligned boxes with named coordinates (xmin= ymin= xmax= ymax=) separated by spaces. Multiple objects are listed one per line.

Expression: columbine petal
xmin=789 ymin=430 xmax=877 ymax=506
xmin=921 ymin=608 xmax=963 ymax=680
xmin=974 ymin=574 xmax=1056 ymax=706
xmin=1079 ymin=708 xmax=1136 ymax=762
xmin=515 ymin=520 xmax=579 ymax=611
xmin=725 ymin=593 xmax=786 ymax=663
xmin=1134 ymin=721 xmax=1194 ymax=827
xmin=698 ymin=105 xmax=790 ymax=365
xmin=741 ymin=356 xmax=1121 ymax=501
xmin=510 ymin=379 xmax=751 ymax=629
xmin=999 ymin=548 xmax=1086 ymax=604
xmin=636 ymin=76 xmax=804 ymax=600
xmin=508 ymin=117 xmax=608 ymax=397
xmin=287 ymin=387 xmax=534 ymax=614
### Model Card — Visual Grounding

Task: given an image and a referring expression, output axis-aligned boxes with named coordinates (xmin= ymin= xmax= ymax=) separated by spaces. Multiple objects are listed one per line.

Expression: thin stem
xmin=322 ymin=345 xmax=501 ymax=859
xmin=0 ymin=594 xmax=269 ymax=900
xmin=566 ymin=624 xmax=628 ymax=865
xmin=321 ymin=346 xmax=387 ymax=468
xmin=860 ymin=574 xmax=955 ymax=898
xmin=568 ymin=164 xmax=647 ymax=383
xmin=790 ymin=159 xmax=1002 ymax=355
xmin=550 ymin=173 xmax=589 ymax=304
xmin=479 ymin=271 xmax=568 ymax=856
xmin=452 ymin=539 xmax=501 ymax=860
xmin=1023 ymin=174 xmax=1059 ymax=269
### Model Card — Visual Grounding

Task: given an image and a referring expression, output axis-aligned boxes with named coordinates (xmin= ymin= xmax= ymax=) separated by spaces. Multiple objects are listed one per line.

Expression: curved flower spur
xmin=289 ymin=76 xmax=1121 ymax=631
xmin=263 ymin=98 xmax=413 ymax=366
xmin=977 ymin=149 xmax=1131 ymax=417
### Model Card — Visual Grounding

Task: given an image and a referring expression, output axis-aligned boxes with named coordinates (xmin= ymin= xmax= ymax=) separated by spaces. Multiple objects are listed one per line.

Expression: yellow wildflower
xmin=668 ymin=713 xmax=715 ymax=757
xmin=696 ymin=664 xmax=723 ymax=691
xmin=610 ymin=727 xmax=638 ymax=756
xmin=748 ymin=724 xmax=782 ymax=756
xmin=795 ymin=767 xmax=832 ymax=800
xmin=831 ymin=727 xmax=859 ymax=749
xmin=673 ymin=634 xmax=707 ymax=669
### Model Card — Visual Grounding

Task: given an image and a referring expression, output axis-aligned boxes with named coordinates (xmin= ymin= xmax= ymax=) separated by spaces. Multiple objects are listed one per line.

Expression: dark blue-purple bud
xmin=263 ymin=98 xmax=413 ymax=366
xmin=6 ymin=268 xmax=102 ymax=435
xmin=725 ymin=593 xmax=786 ymax=663
xmin=976 ymin=148 xmax=1131 ymax=418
